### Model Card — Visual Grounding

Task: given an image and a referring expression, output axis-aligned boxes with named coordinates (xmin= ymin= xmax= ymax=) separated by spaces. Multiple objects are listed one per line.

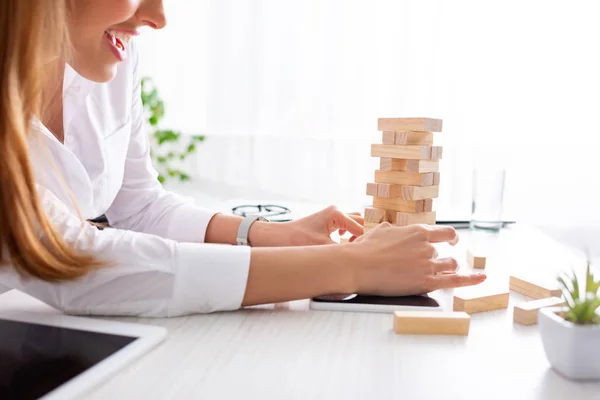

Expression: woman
xmin=0 ymin=0 xmax=486 ymax=317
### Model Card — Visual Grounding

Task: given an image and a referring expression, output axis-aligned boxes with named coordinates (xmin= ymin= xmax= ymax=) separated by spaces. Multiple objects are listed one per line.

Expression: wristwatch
xmin=236 ymin=215 xmax=269 ymax=246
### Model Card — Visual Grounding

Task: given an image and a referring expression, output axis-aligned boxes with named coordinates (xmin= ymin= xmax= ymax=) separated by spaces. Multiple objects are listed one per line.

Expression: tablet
xmin=0 ymin=311 xmax=166 ymax=400
xmin=309 ymin=293 xmax=441 ymax=313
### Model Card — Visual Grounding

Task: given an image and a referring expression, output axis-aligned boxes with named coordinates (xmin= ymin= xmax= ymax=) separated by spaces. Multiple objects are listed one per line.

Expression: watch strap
xmin=236 ymin=215 xmax=268 ymax=246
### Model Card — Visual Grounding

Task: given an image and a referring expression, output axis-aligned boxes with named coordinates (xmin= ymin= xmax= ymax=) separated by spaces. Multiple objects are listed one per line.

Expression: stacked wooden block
xmin=364 ymin=118 xmax=443 ymax=233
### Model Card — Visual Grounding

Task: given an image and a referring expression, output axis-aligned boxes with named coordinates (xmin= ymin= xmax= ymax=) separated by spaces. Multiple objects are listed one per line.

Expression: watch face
xmin=232 ymin=204 xmax=291 ymax=222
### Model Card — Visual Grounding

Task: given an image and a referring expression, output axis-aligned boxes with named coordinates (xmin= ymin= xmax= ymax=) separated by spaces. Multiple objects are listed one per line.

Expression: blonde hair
xmin=0 ymin=0 xmax=102 ymax=280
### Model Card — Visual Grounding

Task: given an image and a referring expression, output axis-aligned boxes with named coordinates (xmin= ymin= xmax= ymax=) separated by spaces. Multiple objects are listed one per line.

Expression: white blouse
xmin=0 ymin=42 xmax=251 ymax=317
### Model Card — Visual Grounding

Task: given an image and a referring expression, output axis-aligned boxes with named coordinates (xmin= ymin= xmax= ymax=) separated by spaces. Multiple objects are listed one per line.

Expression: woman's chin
xmin=69 ymin=61 xmax=119 ymax=83
xmin=85 ymin=65 xmax=119 ymax=83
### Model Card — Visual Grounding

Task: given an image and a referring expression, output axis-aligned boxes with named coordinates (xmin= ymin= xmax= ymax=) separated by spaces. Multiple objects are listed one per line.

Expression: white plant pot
xmin=539 ymin=307 xmax=600 ymax=380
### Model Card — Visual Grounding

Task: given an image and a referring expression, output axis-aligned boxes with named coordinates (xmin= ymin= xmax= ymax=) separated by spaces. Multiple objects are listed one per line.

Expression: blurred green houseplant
xmin=558 ymin=263 xmax=600 ymax=325
xmin=141 ymin=77 xmax=205 ymax=184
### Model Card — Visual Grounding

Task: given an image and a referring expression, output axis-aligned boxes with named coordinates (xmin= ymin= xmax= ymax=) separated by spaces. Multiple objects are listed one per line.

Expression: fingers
xmin=333 ymin=212 xmax=365 ymax=238
xmin=432 ymin=257 xmax=457 ymax=274
xmin=423 ymin=225 xmax=459 ymax=245
xmin=339 ymin=213 xmax=364 ymax=237
xmin=432 ymin=272 xmax=487 ymax=290
xmin=348 ymin=214 xmax=365 ymax=226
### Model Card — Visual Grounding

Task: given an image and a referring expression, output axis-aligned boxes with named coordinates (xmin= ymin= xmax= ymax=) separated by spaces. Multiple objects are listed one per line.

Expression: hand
xmin=349 ymin=223 xmax=486 ymax=296
xmin=252 ymin=205 xmax=364 ymax=247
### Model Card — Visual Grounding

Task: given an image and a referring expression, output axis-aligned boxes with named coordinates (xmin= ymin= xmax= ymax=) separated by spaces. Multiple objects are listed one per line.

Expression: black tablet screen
xmin=313 ymin=293 xmax=440 ymax=307
xmin=0 ymin=318 xmax=137 ymax=400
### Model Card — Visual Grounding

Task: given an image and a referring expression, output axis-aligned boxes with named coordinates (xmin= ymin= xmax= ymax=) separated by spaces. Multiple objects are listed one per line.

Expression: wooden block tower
xmin=364 ymin=118 xmax=443 ymax=233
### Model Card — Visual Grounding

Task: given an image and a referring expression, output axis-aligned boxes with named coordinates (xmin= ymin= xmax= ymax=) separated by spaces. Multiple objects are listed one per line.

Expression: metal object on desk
xmin=232 ymin=204 xmax=292 ymax=222
xmin=437 ymin=220 xmax=516 ymax=230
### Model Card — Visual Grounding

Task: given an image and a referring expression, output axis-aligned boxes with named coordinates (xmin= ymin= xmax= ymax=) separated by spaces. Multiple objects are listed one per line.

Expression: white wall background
xmin=137 ymin=0 xmax=600 ymax=260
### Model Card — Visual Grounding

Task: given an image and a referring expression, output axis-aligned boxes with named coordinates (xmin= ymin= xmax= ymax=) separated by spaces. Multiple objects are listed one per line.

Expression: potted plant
xmin=539 ymin=263 xmax=600 ymax=380
xmin=141 ymin=77 xmax=205 ymax=184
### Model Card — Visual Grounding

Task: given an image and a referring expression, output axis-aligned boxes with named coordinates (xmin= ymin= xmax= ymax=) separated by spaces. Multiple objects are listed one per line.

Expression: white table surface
xmin=1 ymin=225 xmax=599 ymax=400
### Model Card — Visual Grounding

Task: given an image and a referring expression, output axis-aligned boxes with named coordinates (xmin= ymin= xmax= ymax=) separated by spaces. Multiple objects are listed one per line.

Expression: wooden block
xmin=366 ymin=182 xmax=379 ymax=196
xmin=378 ymin=118 xmax=443 ymax=133
xmin=373 ymin=184 xmax=439 ymax=200
xmin=379 ymin=157 xmax=407 ymax=171
xmin=373 ymin=197 xmax=433 ymax=213
xmin=453 ymin=287 xmax=509 ymax=314
xmin=376 ymin=183 xmax=393 ymax=198
xmin=393 ymin=311 xmax=470 ymax=336
xmin=407 ymin=160 xmax=439 ymax=173
xmin=371 ymin=144 xmax=433 ymax=160
xmin=364 ymin=207 xmax=387 ymax=224
xmin=394 ymin=211 xmax=436 ymax=226
xmin=433 ymin=172 xmax=440 ymax=186
xmin=509 ymin=275 xmax=562 ymax=299
xmin=374 ymin=170 xmax=434 ymax=186
xmin=466 ymin=249 xmax=486 ymax=269
xmin=430 ymin=146 xmax=443 ymax=160
xmin=382 ymin=131 xmax=396 ymax=145
xmin=394 ymin=131 xmax=434 ymax=145
xmin=379 ymin=158 xmax=439 ymax=173
xmin=339 ymin=237 xmax=350 ymax=244
xmin=400 ymin=185 xmax=439 ymax=200
xmin=513 ymin=297 xmax=566 ymax=326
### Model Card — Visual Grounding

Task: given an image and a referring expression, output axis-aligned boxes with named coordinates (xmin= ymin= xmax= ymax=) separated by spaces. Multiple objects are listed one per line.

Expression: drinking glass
xmin=470 ymin=169 xmax=506 ymax=231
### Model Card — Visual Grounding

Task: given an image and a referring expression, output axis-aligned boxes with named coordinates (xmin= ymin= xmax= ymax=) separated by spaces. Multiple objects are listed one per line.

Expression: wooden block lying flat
xmin=378 ymin=118 xmax=443 ymax=133
xmin=509 ymin=276 xmax=562 ymax=299
xmin=380 ymin=131 xmax=434 ymax=146
xmin=369 ymin=183 xmax=439 ymax=200
xmin=393 ymin=311 xmax=470 ymax=336
xmin=453 ymin=288 xmax=509 ymax=314
xmin=394 ymin=211 xmax=436 ymax=226
xmin=467 ymin=249 xmax=486 ymax=269
xmin=374 ymin=170 xmax=435 ymax=186
xmin=339 ymin=237 xmax=350 ymax=244
xmin=394 ymin=131 xmax=434 ymax=145
xmin=373 ymin=197 xmax=433 ymax=213
xmin=371 ymin=144 xmax=432 ymax=160
xmin=379 ymin=158 xmax=439 ymax=173
xmin=513 ymin=297 xmax=566 ymax=326
xmin=398 ymin=185 xmax=439 ymax=200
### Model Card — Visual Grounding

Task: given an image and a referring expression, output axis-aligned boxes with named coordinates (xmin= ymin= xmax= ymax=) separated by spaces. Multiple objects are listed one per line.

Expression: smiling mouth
xmin=104 ymin=29 xmax=133 ymax=52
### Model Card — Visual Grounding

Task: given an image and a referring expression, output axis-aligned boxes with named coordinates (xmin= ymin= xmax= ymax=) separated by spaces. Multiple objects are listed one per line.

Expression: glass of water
xmin=470 ymin=168 xmax=506 ymax=231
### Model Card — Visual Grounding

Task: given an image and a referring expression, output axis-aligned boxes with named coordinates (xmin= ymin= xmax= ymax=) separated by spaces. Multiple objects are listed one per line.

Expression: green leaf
xmin=586 ymin=263 xmax=594 ymax=294
xmin=179 ymin=172 xmax=191 ymax=182
xmin=180 ymin=154 xmax=186 ymax=160
xmin=557 ymin=276 xmax=574 ymax=307
xmin=572 ymin=268 xmax=580 ymax=302
xmin=155 ymin=130 xmax=180 ymax=145
xmin=157 ymin=175 xmax=165 ymax=184
xmin=579 ymin=298 xmax=600 ymax=324
xmin=586 ymin=263 xmax=600 ymax=295
xmin=187 ymin=143 xmax=196 ymax=153
xmin=193 ymin=135 xmax=206 ymax=142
